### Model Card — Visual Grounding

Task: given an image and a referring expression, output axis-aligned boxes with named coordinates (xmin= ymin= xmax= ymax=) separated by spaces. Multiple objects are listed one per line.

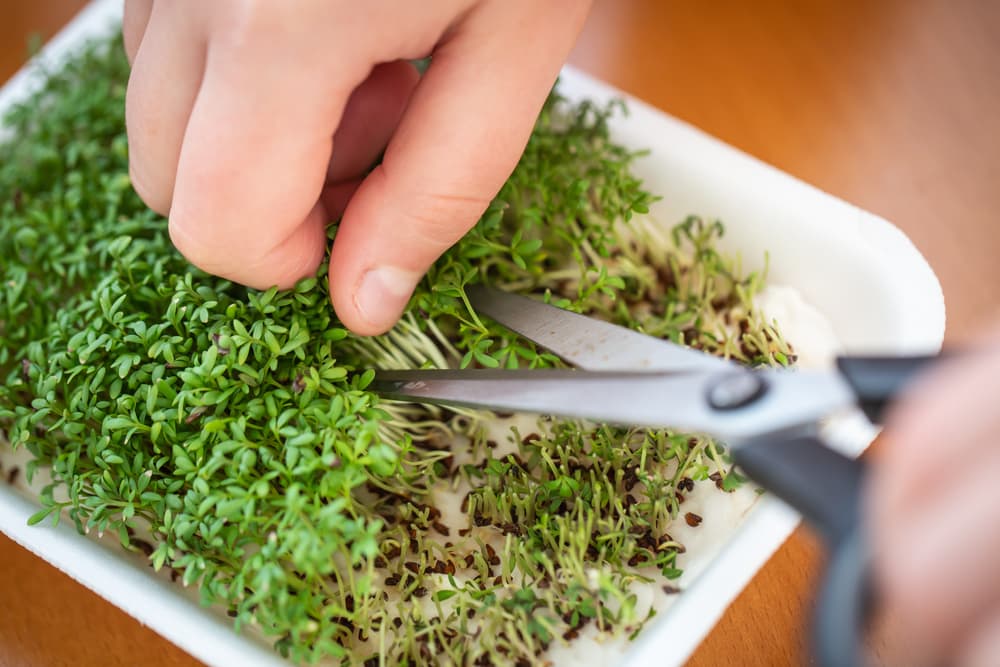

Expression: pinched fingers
xmin=125 ymin=0 xmax=592 ymax=332
xmin=127 ymin=3 xmax=373 ymax=288
xmin=125 ymin=3 xmax=435 ymax=291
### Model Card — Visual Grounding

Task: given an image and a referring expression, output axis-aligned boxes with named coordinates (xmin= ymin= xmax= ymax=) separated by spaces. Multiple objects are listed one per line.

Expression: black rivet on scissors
xmin=707 ymin=372 xmax=768 ymax=410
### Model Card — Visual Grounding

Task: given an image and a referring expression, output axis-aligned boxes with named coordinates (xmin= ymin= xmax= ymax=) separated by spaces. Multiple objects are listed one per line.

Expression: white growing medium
xmin=755 ymin=285 xmax=842 ymax=369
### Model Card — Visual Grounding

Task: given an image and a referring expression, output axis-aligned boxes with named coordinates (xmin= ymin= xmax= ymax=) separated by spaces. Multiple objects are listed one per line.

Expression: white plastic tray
xmin=0 ymin=2 xmax=945 ymax=666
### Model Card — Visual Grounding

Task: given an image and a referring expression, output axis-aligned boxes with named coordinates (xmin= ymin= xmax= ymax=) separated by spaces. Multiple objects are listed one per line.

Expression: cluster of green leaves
xmin=0 ymin=35 xmax=789 ymax=666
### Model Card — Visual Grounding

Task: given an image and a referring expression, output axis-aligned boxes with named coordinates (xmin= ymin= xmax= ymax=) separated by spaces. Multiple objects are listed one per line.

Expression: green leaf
xmin=27 ymin=505 xmax=60 ymax=526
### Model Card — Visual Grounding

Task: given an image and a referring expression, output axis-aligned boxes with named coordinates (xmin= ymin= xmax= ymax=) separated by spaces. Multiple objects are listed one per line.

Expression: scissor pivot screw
xmin=707 ymin=373 xmax=768 ymax=411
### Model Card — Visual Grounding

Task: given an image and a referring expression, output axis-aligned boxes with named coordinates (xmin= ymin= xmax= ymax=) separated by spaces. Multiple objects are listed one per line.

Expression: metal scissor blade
xmin=372 ymin=368 xmax=855 ymax=442
xmin=467 ymin=285 xmax=732 ymax=372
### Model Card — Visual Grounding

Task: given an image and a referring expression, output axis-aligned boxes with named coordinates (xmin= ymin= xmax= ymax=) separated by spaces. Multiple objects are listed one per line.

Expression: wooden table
xmin=2 ymin=1 xmax=998 ymax=665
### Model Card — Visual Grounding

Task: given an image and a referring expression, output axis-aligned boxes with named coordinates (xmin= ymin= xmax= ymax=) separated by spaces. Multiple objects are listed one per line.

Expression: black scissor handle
xmin=836 ymin=354 xmax=940 ymax=423
xmin=733 ymin=434 xmax=870 ymax=667
xmin=816 ymin=525 xmax=874 ymax=667
xmin=726 ymin=353 xmax=947 ymax=666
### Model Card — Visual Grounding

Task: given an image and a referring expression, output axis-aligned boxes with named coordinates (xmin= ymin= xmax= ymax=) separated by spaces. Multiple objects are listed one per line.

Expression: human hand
xmin=123 ymin=0 xmax=591 ymax=334
xmin=869 ymin=329 xmax=1000 ymax=666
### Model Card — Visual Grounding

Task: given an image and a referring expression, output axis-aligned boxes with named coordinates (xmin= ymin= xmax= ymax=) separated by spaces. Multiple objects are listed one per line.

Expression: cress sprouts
xmin=0 ymin=35 xmax=792 ymax=665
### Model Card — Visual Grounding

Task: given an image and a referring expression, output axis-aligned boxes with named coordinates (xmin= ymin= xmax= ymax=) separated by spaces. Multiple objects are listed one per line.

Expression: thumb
xmin=328 ymin=0 xmax=591 ymax=335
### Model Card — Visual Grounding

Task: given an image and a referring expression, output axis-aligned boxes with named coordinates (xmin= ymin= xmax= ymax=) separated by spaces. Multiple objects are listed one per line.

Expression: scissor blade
xmin=372 ymin=368 xmax=855 ymax=442
xmin=467 ymin=285 xmax=731 ymax=372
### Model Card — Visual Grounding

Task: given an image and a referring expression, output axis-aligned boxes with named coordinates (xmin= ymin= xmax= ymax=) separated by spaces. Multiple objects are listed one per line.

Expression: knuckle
xmin=402 ymin=190 xmax=493 ymax=247
xmin=221 ymin=1 xmax=322 ymax=48
xmin=373 ymin=157 xmax=496 ymax=248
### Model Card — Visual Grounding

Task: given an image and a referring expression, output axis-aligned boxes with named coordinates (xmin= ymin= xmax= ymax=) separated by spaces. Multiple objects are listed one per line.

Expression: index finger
xmin=168 ymin=20 xmax=369 ymax=289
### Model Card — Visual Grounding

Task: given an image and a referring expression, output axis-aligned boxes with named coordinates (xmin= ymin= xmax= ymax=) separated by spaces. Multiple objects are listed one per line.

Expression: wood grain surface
xmin=1 ymin=1 xmax=998 ymax=666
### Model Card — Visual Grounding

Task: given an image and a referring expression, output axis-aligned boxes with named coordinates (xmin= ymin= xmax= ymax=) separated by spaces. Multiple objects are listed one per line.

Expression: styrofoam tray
xmin=0 ymin=2 xmax=945 ymax=666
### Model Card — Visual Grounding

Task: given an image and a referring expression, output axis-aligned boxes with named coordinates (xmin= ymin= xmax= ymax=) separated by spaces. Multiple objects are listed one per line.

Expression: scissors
xmin=372 ymin=285 xmax=939 ymax=667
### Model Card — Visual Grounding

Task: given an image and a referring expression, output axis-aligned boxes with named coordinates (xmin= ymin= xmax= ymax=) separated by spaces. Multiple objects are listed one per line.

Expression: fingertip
xmin=170 ymin=200 xmax=328 ymax=290
xmin=128 ymin=156 xmax=171 ymax=216
xmin=326 ymin=165 xmax=480 ymax=335
xmin=268 ymin=204 xmax=330 ymax=289
xmin=330 ymin=263 xmax=421 ymax=336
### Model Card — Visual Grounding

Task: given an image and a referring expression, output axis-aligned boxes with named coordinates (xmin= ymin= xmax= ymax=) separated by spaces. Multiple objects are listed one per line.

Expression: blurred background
xmin=1 ymin=1 xmax=998 ymax=665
